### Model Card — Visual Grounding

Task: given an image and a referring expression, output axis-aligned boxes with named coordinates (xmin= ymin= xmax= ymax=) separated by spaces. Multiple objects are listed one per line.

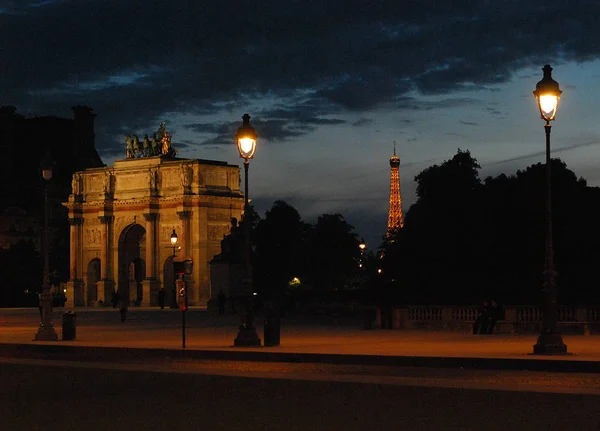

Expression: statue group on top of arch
xmin=125 ymin=121 xmax=178 ymax=159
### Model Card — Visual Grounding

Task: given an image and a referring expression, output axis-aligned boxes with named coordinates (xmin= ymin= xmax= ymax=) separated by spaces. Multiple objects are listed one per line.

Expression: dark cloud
xmin=2 ymin=0 xmax=600 ymax=159
xmin=352 ymin=118 xmax=374 ymax=127
xmin=459 ymin=120 xmax=479 ymax=126
xmin=183 ymin=103 xmax=347 ymax=148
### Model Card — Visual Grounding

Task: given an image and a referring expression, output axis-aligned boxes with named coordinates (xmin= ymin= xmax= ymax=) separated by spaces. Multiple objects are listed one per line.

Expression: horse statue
xmin=143 ymin=134 xmax=151 ymax=157
xmin=125 ymin=136 xmax=134 ymax=159
xmin=151 ymin=133 xmax=159 ymax=156
xmin=131 ymin=135 xmax=141 ymax=157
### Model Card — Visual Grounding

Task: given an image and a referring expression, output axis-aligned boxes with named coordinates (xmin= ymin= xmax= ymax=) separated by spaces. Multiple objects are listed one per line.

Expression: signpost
xmin=174 ymin=258 xmax=193 ymax=349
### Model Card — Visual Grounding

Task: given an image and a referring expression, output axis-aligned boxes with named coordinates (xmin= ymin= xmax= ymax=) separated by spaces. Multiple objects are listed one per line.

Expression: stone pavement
xmin=2 ymin=307 xmax=600 ymax=372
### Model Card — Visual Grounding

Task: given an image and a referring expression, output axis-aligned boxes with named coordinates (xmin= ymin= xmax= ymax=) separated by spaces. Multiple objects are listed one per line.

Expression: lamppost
xmin=170 ymin=229 xmax=179 ymax=309
xmin=234 ymin=114 xmax=261 ymax=346
xmin=34 ymin=154 xmax=58 ymax=341
xmin=532 ymin=64 xmax=567 ymax=355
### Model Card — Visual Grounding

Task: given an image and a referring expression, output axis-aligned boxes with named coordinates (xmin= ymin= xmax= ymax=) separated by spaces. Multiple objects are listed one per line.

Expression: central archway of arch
xmin=117 ymin=223 xmax=148 ymax=307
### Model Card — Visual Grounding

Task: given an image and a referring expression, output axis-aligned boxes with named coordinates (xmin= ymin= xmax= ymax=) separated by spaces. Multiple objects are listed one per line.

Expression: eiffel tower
xmin=386 ymin=143 xmax=404 ymax=237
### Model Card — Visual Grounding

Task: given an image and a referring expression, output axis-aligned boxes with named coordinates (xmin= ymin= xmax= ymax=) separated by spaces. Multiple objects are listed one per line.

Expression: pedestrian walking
xmin=118 ymin=294 xmax=128 ymax=323
xmin=158 ymin=288 xmax=165 ymax=310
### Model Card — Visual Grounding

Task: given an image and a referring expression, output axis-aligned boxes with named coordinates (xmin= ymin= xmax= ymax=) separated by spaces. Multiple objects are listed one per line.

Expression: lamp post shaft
xmin=181 ymin=286 xmax=186 ymax=348
xmin=234 ymin=160 xmax=261 ymax=346
xmin=34 ymin=180 xmax=58 ymax=341
xmin=43 ymin=184 xmax=50 ymax=293
xmin=533 ymin=122 xmax=567 ymax=354
xmin=543 ymin=123 xmax=557 ymax=333
xmin=244 ymin=161 xmax=251 ymax=279
xmin=171 ymin=245 xmax=177 ymax=309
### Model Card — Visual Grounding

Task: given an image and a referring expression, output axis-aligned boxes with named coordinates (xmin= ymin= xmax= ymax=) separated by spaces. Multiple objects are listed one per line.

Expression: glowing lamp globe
xmin=236 ymin=114 xmax=257 ymax=160
xmin=533 ymin=65 xmax=562 ymax=122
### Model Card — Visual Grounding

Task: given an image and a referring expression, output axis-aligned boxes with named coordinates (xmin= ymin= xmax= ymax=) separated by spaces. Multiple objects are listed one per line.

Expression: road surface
xmin=2 ymin=357 xmax=599 ymax=431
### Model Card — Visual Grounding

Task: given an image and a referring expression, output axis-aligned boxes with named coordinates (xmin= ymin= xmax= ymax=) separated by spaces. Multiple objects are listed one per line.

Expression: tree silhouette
xmin=254 ymin=200 xmax=308 ymax=302
xmin=305 ymin=213 xmax=360 ymax=293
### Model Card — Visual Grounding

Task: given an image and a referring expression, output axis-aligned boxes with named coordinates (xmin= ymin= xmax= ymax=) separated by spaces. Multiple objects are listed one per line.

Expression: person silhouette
xmin=158 ymin=288 xmax=165 ymax=310
xmin=473 ymin=300 xmax=489 ymax=335
xmin=487 ymin=300 xmax=503 ymax=334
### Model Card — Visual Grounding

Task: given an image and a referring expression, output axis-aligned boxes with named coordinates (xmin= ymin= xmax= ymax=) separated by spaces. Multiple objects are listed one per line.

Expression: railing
xmin=406 ymin=305 xmax=599 ymax=323
xmin=408 ymin=306 xmax=443 ymax=321
xmin=388 ymin=305 xmax=600 ymax=334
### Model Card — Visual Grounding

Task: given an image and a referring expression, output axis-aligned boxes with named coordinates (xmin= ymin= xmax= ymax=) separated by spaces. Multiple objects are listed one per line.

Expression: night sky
xmin=3 ymin=1 xmax=600 ymax=248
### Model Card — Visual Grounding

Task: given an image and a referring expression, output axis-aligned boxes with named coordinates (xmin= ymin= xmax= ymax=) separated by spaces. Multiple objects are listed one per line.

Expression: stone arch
xmin=86 ymin=258 xmax=101 ymax=306
xmin=118 ymin=223 xmax=146 ymax=306
xmin=163 ymin=255 xmax=177 ymax=308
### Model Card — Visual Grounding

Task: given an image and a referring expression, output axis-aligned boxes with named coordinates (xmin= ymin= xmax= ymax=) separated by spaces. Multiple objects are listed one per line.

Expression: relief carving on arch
xmin=103 ymin=168 xmax=114 ymax=195
xmin=85 ymin=228 xmax=102 ymax=245
xmin=161 ymin=169 xmax=177 ymax=188
xmin=148 ymin=167 xmax=158 ymax=191
xmin=208 ymin=211 xmax=230 ymax=221
xmin=71 ymin=172 xmax=82 ymax=195
xmin=179 ymin=162 xmax=193 ymax=188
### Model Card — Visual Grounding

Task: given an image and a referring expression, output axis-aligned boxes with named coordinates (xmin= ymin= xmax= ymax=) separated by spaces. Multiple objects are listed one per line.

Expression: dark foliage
xmin=379 ymin=149 xmax=600 ymax=305
xmin=0 ymin=240 xmax=42 ymax=307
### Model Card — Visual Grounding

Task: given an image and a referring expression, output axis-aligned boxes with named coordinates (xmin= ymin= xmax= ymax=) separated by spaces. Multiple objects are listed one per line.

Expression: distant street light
xmin=532 ymin=64 xmax=567 ymax=355
xmin=359 ymin=240 xmax=366 ymax=269
xmin=34 ymin=153 xmax=58 ymax=341
xmin=234 ymin=114 xmax=261 ymax=347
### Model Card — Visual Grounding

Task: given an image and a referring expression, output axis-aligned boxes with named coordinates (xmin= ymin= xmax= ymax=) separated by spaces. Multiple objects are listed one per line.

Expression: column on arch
xmin=177 ymin=211 xmax=192 ymax=258
xmin=96 ymin=215 xmax=114 ymax=305
xmin=143 ymin=213 xmax=158 ymax=278
xmin=141 ymin=212 xmax=159 ymax=306
xmin=66 ymin=217 xmax=84 ymax=306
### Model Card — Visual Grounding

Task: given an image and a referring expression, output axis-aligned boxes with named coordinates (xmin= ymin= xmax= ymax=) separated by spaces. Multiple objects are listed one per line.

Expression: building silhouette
xmin=0 ymin=105 xmax=103 ymax=218
xmin=386 ymin=143 xmax=404 ymax=237
xmin=0 ymin=106 xmax=104 ymax=305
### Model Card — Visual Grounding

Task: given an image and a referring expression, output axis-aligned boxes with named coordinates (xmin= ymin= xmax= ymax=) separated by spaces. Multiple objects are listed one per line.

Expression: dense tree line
xmin=380 ymin=149 xmax=600 ymax=306
xmin=222 ymin=200 xmax=364 ymax=306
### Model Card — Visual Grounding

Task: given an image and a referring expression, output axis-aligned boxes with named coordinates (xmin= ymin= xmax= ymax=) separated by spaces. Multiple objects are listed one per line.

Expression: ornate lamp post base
xmin=234 ymin=324 xmax=261 ymax=347
xmin=533 ymin=332 xmax=568 ymax=355
xmin=34 ymin=324 xmax=58 ymax=341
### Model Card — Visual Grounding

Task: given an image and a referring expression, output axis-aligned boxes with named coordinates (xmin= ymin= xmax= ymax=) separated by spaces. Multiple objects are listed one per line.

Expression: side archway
xmin=163 ymin=256 xmax=177 ymax=308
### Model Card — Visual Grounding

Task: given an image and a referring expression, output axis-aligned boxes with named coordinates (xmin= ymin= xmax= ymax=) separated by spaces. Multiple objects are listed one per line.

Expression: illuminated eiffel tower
xmin=386 ymin=143 xmax=404 ymax=237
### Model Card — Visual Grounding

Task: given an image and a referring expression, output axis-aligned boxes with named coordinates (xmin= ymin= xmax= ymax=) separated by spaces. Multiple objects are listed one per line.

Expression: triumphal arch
xmin=63 ymin=125 xmax=243 ymax=308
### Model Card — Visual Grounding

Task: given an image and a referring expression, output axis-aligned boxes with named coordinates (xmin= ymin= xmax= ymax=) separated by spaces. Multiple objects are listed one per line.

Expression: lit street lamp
xmin=532 ymin=64 xmax=567 ymax=355
xmin=234 ymin=114 xmax=261 ymax=347
xmin=34 ymin=154 xmax=58 ymax=341
xmin=170 ymin=229 xmax=179 ymax=309
xmin=170 ymin=228 xmax=179 ymax=254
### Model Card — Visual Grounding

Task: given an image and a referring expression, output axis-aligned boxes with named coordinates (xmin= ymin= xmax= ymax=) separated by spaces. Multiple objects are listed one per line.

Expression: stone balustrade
xmin=374 ymin=305 xmax=600 ymax=335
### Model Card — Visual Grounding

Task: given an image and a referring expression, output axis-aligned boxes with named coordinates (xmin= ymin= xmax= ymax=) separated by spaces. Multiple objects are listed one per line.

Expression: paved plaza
xmin=2 ymin=307 xmax=600 ymax=370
